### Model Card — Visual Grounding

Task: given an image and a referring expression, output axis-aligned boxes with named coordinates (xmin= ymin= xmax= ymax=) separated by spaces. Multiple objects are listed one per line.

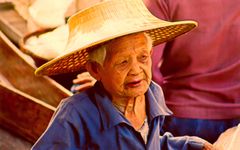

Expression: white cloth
xmin=29 ymin=0 xmax=73 ymax=28
xmin=137 ymin=118 xmax=149 ymax=144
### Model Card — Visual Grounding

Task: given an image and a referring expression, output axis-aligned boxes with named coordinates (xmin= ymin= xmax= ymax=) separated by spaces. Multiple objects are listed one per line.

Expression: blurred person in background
xmin=143 ymin=0 xmax=240 ymax=143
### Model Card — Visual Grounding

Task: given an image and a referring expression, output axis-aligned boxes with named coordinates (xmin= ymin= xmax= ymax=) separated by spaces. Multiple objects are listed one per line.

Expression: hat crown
xmin=68 ymin=0 xmax=154 ymax=35
xmin=65 ymin=0 xmax=160 ymax=54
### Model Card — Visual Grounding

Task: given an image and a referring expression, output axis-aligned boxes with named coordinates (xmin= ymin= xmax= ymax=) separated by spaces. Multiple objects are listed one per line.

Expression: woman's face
xmin=98 ymin=33 xmax=152 ymax=99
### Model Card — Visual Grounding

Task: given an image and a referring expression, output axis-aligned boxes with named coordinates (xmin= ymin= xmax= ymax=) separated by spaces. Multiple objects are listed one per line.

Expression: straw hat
xmin=35 ymin=0 xmax=197 ymax=76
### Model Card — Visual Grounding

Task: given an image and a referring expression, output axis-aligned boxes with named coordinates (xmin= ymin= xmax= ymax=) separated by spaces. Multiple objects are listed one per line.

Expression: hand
xmin=71 ymin=72 xmax=96 ymax=93
xmin=203 ymin=141 xmax=216 ymax=150
xmin=213 ymin=125 xmax=240 ymax=150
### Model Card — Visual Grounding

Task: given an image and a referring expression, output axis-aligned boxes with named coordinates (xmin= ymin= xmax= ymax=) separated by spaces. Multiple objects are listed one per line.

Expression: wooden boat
xmin=0 ymin=3 xmax=76 ymax=144
xmin=0 ymin=30 xmax=72 ymax=143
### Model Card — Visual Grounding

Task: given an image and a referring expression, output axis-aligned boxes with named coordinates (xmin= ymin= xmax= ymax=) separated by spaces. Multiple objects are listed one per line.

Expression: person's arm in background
xmin=71 ymin=72 xmax=96 ymax=93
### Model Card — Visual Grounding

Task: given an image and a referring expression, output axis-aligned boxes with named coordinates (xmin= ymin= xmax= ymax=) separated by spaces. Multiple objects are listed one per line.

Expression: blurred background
xmin=0 ymin=0 xmax=103 ymax=149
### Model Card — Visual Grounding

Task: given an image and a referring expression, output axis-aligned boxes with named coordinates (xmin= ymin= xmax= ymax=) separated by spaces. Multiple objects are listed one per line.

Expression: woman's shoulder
xmin=61 ymin=89 xmax=98 ymax=114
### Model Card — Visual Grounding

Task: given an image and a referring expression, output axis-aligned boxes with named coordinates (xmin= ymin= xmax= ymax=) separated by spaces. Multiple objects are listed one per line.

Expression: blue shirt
xmin=32 ymin=81 xmax=204 ymax=150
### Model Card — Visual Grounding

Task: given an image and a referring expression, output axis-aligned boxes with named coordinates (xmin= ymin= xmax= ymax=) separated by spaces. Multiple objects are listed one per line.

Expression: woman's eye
xmin=139 ymin=55 xmax=148 ymax=62
xmin=115 ymin=60 xmax=128 ymax=67
xmin=120 ymin=60 xmax=128 ymax=65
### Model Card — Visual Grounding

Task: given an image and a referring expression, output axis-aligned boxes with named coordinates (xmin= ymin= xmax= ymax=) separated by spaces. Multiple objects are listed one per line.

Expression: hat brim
xmin=35 ymin=22 xmax=196 ymax=76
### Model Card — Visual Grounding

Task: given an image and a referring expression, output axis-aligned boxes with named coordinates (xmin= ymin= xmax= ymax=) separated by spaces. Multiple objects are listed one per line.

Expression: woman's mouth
xmin=125 ymin=80 xmax=142 ymax=88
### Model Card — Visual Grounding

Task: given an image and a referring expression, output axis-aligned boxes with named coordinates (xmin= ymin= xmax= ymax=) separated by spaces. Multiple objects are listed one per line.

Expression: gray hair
xmin=88 ymin=33 xmax=152 ymax=66
xmin=88 ymin=45 xmax=107 ymax=66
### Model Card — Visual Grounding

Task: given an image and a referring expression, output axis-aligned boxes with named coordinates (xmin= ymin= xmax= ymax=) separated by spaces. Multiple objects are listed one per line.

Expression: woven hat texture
xmin=35 ymin=0 xmax=197 ymax=76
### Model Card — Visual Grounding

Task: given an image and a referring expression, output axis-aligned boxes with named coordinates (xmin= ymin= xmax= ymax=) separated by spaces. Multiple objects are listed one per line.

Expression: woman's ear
xmin=85 ymin=61 xmax=101 ymax=81
xmin=150 ymin=48 xmax=153 ymax=55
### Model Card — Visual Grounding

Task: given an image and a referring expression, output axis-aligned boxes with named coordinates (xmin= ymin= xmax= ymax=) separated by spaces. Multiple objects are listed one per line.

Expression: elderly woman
xmin=32 ymin=0 xmax=213 ymax=149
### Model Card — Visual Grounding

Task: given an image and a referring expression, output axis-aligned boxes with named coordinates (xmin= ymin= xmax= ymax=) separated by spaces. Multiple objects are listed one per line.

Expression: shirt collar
xmin=93 ymin=82 xmax=129 ymax=130
xmin=145 ymin=81 xmax=172 ymax=122
xmin=93 ymin=81 xmax=172 ymax=130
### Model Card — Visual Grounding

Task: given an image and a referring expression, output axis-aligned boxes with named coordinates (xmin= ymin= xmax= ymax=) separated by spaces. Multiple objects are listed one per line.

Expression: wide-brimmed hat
xmin=35 ymin=0 xmax=197 ymax=76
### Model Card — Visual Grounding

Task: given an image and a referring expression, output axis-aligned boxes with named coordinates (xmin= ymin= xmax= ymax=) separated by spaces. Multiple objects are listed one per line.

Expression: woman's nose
xmin=129 ymin=61 xmax=142 ymax=75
